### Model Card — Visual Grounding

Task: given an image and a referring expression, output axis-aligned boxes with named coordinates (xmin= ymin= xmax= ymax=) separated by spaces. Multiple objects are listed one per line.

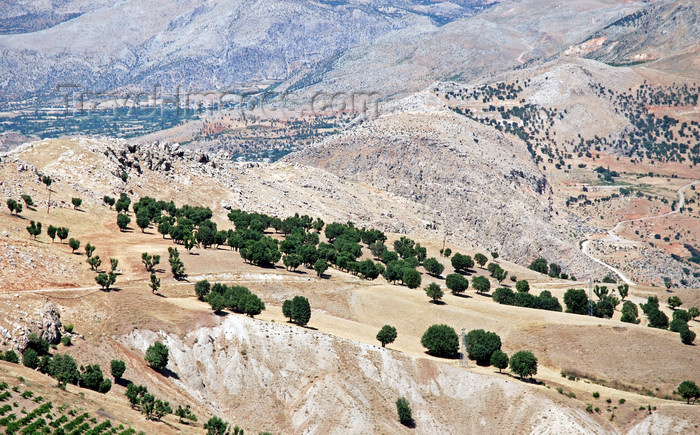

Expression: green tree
xmin=85 ymin=243 xmax=95 ymax=258
xmin=472 ymin=275 xmax=491 ymax=294
xmin=314 ymin=259 xmax=328 ymax=277
xmin=423 ymin=257 xmax=444 ymax=277
xmin=403 ymin=268 xmax=422 ymax=289
xmin=464 ymin=329 xmax=502 ymax=366
xmin=195 ymin=280 xmax=211 ymax=301
xmin=111 ymin=360 xmax=126 ymax=380
xmin=136 ymin=210 xmax=151 ymax=232
xmin=689 ymin=306 xmax=700 ymax=321
xmin=103 ymin=196 xmax=115 ymax=208
xmin=492 ymin=267 xmax=508 ymax=284
xmin=71 ymin=197 xmax=82 ymax=209
xmin=87 ymin=255 xmax=102 ymax=271
xmin=149 ymin=273 xmax=161 ymax=294
xmin=647 ymin=309 xmax=669 ymax=329
xmin=396 ymin=397 xmax=413 ymax=426
xmin=564 ymin=289 xmax=588 ymax=314
xmin=207 ymin=292 xmax=227 ymax=313
xmin=6 ymin=199 xmax=17 ymax=215
xmin=21 ymin=194 xmax=34 ymax=207
xmin=376 ymin=325 xmax=397 ymax=348
xmin=175 ymin=405 xmax=198 ymax=424
xmin=282 ymin=299 xmax=293 ymax=321
xmin=110 ymin=258 xmax=119 ymax=272
xmin=446 ymin=273 xmax=469 ymax=295
xmin=509 ymin=351 xmax=538 ymax=379
xmin=141 ymin=252 xmax=161 ymax=272
xmin=283 ymin=254 xmax=302 ymax=271
xmin=381 ymin=250 xmax=399 ymax=264
xmin=548 ymin=263 xmax=561 ymax=278
xmin=168 ymin=247 xmax=186 ymax=279
xmin=492 ymin=287 xmax=515 ymax=305
xmin=425 ymin=283 xmax=444 ymax=303
xmin=474 ymin=253 xmax=488 ymax=268
xmin=491 ymin=252 xmax=499 ymax=260
xmin=22 ymin=348 xmax=40 ymax=369
xmin=125 ymin=384 xmax=148 ymax=408
xmin=95 ymin=272 xmax=117 ymax=290
xmin=117 ymin=213 xmax=131 ymax=231
xmin=27 ymin=332 xmax=49 ymax=355
xmin=451 ymin=253 xmax=473 ymax=273
xmin=617 ymin=284 xmax=629 ymax=301
xmin=204 ymin=416 xmax=229 ymax=435
xmin=47 ymin=225 xmax=57 ymax=242
xmin=515 ymin=280 xmax=529 ymax=293
xmin=243 ymin=293 xmax=265 ymax=317
xmin=421 ymin=324 xmax=459 ymax=358
xmin=1 ymin=350 xmax=20 ymax=363
xmin=680 ymin=328 xmax=696 ymax=345
xmin=620 ymin=301 xmax=639 ymax=324
xmin=668 ymin=296 xmax=683 ymax=310
xmin=490 ymin=350 xmax=509 ymax=373
xmin=48 ymin=354 xmax=79 ymax=387
xmin=57 ymin=227 xmax=69 ymax=243
xmin=677 ymin=380 xmax=700 ymax=404
xmin=369 ymin=241 xmax=386 ymax=259
xmin=528 ymin=258 xmax=548 ymax=274
xmin=26 ymin=221 xmax=42 ymax=240
xmin=145 ymin=341 xmax=169 ymax=371
xmin=79 ymin=364 xmax=106 ymax=392
xmin=291 ymin=296 xmax=311 ymax=326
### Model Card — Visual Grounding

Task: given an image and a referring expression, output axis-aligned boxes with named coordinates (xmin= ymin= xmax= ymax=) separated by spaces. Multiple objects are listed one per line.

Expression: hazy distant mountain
xmin=0 ymin=0 xmax=491 ymax=103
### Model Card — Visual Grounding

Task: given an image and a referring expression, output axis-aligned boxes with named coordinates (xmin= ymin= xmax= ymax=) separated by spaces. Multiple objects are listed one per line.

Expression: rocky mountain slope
xmin=569 ymin=0 xmax=700 ymax=74
xmin=286 ymin=90 xmax=606 ymax=278
xmin=0 ymin=0 xmax=489 ymax=103
xmin=282 ymin=0 xmax=650 ymax=100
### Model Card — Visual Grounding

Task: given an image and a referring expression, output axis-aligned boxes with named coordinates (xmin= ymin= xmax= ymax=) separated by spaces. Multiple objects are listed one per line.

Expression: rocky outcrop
xmin=0 ymin=300 xmax=62 ymax=352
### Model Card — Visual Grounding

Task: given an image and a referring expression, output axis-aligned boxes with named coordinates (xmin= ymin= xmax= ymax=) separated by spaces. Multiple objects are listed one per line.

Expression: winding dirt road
xmin=580 ymin=181 xmax=699 ymax=286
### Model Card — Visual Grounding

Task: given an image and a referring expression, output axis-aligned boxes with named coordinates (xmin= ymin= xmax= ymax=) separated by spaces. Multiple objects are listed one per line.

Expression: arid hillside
xmin=1 ymin=138 xmax=698 ymax=433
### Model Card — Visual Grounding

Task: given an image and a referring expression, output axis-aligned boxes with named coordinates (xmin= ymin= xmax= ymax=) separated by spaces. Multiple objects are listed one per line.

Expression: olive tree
xmin=376 ymin=325 xmax=397 ymax=347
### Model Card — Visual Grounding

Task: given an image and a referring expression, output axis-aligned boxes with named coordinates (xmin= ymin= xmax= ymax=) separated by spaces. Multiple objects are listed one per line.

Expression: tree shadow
xmin=115 ymin=378 xmax=133 ymax=388
xmin=429 ymin=300 xmax=446 ymax=305
xmin=451 ymin=293 xmax=472 ymax=299
xmin=160 ymin=367 xmax=180 ymax=380
xmin=301 ymin=325 xmax=318 ymax=331
xmin=474 ymin=292 xmax=492 ymax=298
xmin=424 ymin=351 xmax=460 ymax=360
xmin=154 ymin=293 xmax=167 ymax=298
xmin=400 ymin=420 xmax=416 ymax=429
xmin=317 ymin=273 xmax=329 ymax=279
xmin=213 ymin=311 xmax=228 ymax=317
